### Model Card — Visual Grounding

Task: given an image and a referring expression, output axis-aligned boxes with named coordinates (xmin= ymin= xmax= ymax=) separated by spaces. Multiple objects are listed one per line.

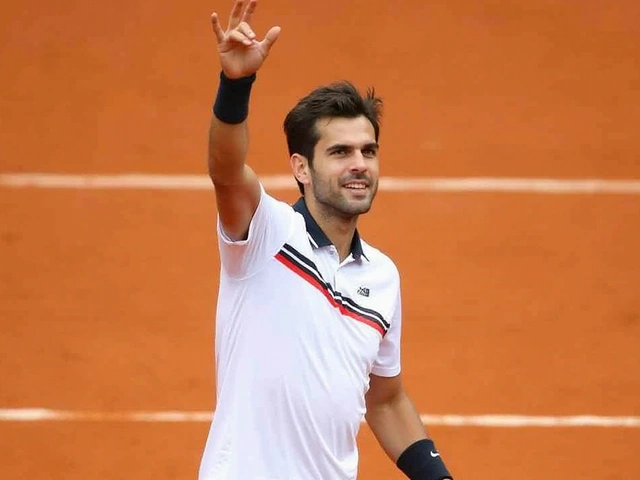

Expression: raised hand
xmin=211 ymin=0 xmax=281 ymax=79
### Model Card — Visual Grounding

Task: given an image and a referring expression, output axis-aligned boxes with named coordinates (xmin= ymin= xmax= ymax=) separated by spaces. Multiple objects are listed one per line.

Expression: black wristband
xmin=212 ymin=71 xmax=256 ymax=124
xmin=396 ymin=438 xmax=452 ymax=480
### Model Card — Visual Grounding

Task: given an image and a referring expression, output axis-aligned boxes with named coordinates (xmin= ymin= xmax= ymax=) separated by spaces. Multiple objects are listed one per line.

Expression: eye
xmin=362 ymin=148 xmax=377 ymax=157
xmin=331 ymin=148 xmax=348 ymax=156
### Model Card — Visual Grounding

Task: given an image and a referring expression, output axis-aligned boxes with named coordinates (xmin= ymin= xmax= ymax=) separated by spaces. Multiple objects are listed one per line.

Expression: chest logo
xmin=357 ymin=286 xmax=370 ymax=297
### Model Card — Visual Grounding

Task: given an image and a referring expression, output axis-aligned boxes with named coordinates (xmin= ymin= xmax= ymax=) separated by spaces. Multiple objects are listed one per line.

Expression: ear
xmin=290 ymin=153 xmax=311 ymax=189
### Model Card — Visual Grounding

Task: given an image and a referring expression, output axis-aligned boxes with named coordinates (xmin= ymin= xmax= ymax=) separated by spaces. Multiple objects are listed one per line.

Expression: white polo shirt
xmin=199 ymin=184 xmax=403 ymax=480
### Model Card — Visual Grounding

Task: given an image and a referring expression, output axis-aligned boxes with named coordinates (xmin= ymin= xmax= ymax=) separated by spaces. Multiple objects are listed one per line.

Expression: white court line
xmin=2 ymin=173 xmax=640 ymax=194
xmin=1 ymin=409 xmax=639 ymax=428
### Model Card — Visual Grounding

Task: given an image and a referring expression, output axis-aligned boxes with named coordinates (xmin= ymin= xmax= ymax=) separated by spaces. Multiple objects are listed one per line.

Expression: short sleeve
xmin=217 ymin=184 xmax=294 ymax=279
xmin=370 ymin=285 xmax=402 ymax=377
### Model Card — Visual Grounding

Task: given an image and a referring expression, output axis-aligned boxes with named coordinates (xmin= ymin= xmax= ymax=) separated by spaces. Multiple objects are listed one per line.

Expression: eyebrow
xmin=325 ymin=142 xmax=379 ymax=153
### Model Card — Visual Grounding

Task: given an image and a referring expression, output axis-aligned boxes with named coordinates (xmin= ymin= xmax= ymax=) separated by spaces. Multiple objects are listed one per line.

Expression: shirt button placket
xmin=328 ymin=246 xmax=340 ymax=287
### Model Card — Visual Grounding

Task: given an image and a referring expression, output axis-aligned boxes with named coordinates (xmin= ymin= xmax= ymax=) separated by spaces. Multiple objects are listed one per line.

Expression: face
xmin=299 ymin=116 xmax=380 ymax=220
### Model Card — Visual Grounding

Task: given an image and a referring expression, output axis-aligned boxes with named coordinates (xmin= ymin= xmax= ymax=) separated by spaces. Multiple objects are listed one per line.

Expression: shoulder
xmin=361 ymin=239 xmax=400 ymax=282
xmin=253 ymin=186 xmax=301 ymax=226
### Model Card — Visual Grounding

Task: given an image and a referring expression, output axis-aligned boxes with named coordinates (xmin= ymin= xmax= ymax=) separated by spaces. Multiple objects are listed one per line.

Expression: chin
xmin=341 ymin=199 xmax=373 ymax=216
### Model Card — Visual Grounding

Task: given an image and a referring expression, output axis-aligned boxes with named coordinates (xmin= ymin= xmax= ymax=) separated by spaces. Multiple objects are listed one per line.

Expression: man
xmin=199 ymin=1 xmax=454 ymax=479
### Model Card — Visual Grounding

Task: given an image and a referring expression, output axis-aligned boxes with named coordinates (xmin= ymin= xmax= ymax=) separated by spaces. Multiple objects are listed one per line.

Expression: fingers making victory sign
xmin=211 ymin=0 xmax=281 ymax=79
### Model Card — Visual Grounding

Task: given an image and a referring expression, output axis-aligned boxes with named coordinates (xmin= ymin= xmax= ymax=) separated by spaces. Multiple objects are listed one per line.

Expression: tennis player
xmin=198 ymin=1 xmax=454 ymax=479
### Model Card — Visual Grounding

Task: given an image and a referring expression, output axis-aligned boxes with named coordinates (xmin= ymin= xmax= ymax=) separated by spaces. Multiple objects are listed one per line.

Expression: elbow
xmin=207 ymin=144 xmax=247 ymax=186
xmin=207 ymin=154 xmax=232 ymax=185
xmin=207 ymin=157 xmax=247 ymax=188
xmin=207 ymin=154 xmax=220 ymax=182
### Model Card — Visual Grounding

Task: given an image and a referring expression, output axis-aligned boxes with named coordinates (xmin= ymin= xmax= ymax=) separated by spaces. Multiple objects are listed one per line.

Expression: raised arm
xmin=208 ymin=0 xmax=280 ymax=241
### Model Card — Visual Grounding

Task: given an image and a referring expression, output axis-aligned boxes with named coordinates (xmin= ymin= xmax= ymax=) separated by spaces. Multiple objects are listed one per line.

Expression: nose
xmin=349 ymin=151 xmax=368 ymax=173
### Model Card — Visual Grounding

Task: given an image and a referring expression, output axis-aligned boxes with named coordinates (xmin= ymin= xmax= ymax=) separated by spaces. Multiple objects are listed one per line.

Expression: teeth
xmin=345 ymin=184 xmax=365 ymax=189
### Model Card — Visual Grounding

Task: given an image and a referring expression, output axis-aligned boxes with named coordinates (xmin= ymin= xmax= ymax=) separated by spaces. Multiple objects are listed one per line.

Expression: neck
xmin=306 ymin=197 xmax=358 ymax=262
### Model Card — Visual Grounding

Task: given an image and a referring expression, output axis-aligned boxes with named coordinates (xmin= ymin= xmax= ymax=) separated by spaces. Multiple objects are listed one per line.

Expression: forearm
xmin=207 ymin=72 xmax=255 ymax=185
xmin=365 ymin=390 xmax=427 ymax=462
xmin=366 ymin=391 xmax=453 ymax=479
xmin=208 ymin=115 xmax=249 ymax=184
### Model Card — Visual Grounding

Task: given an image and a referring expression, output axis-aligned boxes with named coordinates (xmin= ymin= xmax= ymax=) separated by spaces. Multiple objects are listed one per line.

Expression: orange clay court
xmin=1 ymin=1 xmax=639 ymax=479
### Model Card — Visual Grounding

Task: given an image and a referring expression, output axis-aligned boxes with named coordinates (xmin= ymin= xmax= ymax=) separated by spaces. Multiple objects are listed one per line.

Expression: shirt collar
xmin=292 ymin=197 xmax=368 ymax=261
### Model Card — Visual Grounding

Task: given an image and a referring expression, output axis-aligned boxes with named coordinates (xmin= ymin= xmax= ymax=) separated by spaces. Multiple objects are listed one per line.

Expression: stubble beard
xmin=310 ymin=174 xmax=379 ymax=220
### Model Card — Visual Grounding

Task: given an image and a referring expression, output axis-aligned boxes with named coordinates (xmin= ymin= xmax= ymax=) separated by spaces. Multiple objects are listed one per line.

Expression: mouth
xmin=342 ymin=181 xmax=369 ymax=191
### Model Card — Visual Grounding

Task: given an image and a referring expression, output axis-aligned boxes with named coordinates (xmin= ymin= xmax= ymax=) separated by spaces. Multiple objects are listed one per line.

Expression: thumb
xmin=259 ymin=26 xmax=281 ymax=53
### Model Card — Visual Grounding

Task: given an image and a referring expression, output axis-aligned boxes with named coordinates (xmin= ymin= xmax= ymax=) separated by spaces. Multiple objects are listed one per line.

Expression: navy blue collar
xmin=292 ymin=197 xmax=367 ymax=261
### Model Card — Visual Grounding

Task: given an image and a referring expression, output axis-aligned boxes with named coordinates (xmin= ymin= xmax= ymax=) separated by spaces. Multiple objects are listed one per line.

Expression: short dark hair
xmin=283 ymin=81 xmax=383 ymax=194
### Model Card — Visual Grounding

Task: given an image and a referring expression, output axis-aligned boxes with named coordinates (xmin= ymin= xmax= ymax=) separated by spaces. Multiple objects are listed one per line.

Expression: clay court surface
xmin=1 ymin=1 xmax=640 ymax=478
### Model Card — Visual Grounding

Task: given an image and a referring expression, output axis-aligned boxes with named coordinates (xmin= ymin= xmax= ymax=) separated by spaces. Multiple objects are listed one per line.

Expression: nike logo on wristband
xmin=430 ymin=451 xmax=441 ymax=457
